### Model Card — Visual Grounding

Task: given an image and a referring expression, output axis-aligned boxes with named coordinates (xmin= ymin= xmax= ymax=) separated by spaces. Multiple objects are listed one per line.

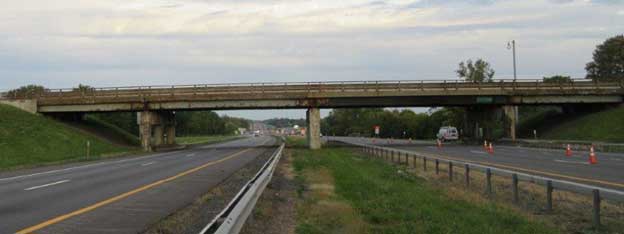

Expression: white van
xmin=437 ymin=126 xmax=459 ymax=141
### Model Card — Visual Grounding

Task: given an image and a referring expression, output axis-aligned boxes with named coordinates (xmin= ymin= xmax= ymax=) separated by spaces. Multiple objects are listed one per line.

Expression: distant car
xmin=436 ymin=126 xmax=459 ymax=141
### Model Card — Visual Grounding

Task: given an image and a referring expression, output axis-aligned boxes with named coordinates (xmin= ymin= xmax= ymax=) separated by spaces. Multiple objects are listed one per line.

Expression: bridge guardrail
xmin=199 ymin=142 xmax=285 ymax=234
xmin=330 ymin=137 xmax=624 ymax=228
xmin=7 ymin=78 xmax=624 ymax=100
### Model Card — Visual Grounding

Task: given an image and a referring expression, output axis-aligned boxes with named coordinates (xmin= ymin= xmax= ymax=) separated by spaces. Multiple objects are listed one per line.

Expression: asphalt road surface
xmin=330 ymin=137 xmax=624 ymax=191
xmin=0 ymin=136 xmax=277 ymax=234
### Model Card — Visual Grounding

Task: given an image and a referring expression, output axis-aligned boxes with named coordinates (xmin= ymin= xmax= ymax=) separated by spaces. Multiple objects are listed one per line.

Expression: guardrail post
xmin=412 ymin=155 xmax=416 ymax=168
xmin=448 ymin=162 xmax=453 ymax=181
xmin=546 ymin=180 xmax=553 ymax=212
xmin=423 ymin=157 xmax=427 ymax=171
xmin=435 ymin=159 xmax=439 ymax=175
xmin=486 ymin=168 xmax=492 ymax=196
xmin=512 ymin=174 xmax=519 ymax=203
xmin=464 ymin=164 xmax=470 ymax=187
xmin=593 ymin=189 xmax=601 ymax=228
xmin=405 ymin=153 xmax=409 ymax=166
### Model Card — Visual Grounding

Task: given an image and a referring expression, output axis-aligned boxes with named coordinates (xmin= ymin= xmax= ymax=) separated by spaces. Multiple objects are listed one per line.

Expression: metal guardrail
xmin=6 ymin=78 xmax=624 ymax=101
xmin=330 ymin=138 xmax=624 ymax=227
xmin=199 ymin=142 xmax=285 ymax=234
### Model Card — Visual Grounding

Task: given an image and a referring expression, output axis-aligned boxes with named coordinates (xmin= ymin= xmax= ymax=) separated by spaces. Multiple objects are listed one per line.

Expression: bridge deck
xmin=2 ymin=79 xmax=623 ymax=112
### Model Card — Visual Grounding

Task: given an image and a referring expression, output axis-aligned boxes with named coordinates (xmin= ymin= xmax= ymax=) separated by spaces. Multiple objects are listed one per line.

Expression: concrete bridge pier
xmin=306 ymin=108 xmax=321 ymax=150
xmin=503 ymin=105 xmax=518 ymax=141
xmin=138 ymin=111 xmax=176 ymax=152
xmin=464 ymin=106 xmax=497 ymax=142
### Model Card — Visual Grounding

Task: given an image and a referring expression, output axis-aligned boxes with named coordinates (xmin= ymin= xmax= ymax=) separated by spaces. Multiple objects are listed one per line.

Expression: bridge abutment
xmin=138 ymin=110 xmax=176 ymax=152
xmin=306 ymin=108 xmax=321 ymax=150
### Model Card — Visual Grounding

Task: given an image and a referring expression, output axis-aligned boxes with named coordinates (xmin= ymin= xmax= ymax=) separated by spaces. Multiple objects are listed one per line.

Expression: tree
xmin=543 ymin=75 xmax=572 ymax=83
xmin=72 ymin=84 xmax=95 ymax=93
xmin=7 ymin=85 xmax=46 ymax=99
xmin=456 ymin=59 xmax=495 ymax=83
xmin=586 ymin=35 xmax=624 ymax=81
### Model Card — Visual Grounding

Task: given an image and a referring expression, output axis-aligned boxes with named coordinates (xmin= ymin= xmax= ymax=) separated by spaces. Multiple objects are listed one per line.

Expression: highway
xmin=0 ymin=136 xmax=278 ymax=234
xmin=330 ymin=137 xmax=624 ymax=191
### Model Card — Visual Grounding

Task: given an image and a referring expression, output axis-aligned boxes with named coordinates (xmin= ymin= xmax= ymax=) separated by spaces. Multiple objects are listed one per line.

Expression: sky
xmin=1 ymin=0 xmax=623 ymax=120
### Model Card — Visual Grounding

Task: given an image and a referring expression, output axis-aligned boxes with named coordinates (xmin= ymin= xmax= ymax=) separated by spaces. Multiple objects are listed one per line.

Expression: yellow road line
xmin=16 ymin=148 xmax=254 ymax=234
xmin=424 ymin=151 xmax=624 ymax=189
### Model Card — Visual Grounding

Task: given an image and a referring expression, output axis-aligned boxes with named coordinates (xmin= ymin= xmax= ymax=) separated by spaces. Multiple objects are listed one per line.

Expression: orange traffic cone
xmin=437 ymin=139 xmax=442 ymax=149
xmin=483 ymin=140 xmax=488 ymax=151
xmin=589 ymin=146 xmax=598 ymax=164
xmin=488 ymin=143 xmax=494 ymax=154
xmin=565 ymin=144 xmax=572 ymax=157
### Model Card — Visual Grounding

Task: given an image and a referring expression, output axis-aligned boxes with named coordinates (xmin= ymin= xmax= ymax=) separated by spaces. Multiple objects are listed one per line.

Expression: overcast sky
xmin=1 ymin=0 xmax=622 ymax=119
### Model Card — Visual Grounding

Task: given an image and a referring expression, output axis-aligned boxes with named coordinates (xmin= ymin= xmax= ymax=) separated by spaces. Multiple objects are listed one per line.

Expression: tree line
xmin=321 ymin=108 xmax=465 ymax=139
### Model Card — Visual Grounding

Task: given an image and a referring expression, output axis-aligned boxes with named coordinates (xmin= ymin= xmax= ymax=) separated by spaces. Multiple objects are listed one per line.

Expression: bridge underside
xmin=36 ymin=95 xmax=623 ymax=113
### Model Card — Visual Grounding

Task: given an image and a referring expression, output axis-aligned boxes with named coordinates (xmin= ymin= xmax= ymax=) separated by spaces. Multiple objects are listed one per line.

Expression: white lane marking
xmin=0 ymin=151 xmax=180 ymax=182
xmin=186 ymin=153 xmax=196 ymax=157
xmin=25 ymin=180 xmax=70 ymax=191
xmin=554 ymin=159 xmax=588 ymax=165
xmin=141 ymin=161 xmax=157 ymax=166
xmin=470 ymin=150 xmax=488 ymax=155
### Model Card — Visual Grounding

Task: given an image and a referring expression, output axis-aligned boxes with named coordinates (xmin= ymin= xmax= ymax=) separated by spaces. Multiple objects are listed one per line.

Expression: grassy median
xmin=287 ymin=138 xmax=558 ymax=234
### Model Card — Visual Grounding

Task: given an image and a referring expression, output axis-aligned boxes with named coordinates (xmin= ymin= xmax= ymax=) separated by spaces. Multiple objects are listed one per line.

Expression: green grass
xmin=0 ymin=104 xmax=133 ymax=169
xmin=291 ymin=141 xmax=558 ymax=234
xmin=541 ymin=107 xmax=624 ymax=142
xmin=176 ymin=135 xmax=242 ymax=145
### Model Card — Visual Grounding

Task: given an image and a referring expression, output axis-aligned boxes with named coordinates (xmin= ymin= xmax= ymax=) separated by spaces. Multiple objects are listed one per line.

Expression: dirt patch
xmin=239 ymin=150 xmax=297 ymax=234
xmin=142 ymin=149 xmax=273 ymax=234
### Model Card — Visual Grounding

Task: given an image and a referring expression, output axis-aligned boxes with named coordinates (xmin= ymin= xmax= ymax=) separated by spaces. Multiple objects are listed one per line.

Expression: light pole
xmin=507 ymin=40 xmax=518 ymax=141
xmin=508 ymin=40 xmax=517 ymax=81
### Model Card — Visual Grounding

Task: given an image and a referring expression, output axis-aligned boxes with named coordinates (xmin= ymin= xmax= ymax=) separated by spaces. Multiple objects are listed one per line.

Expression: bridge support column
xmin=153 ymin=125 xmax=164 ymax=146
xmin=503 ymin=105 xmax=517 ymax=141
xmin=138 ymin=110 xmax=176 ymax=152
xmin=162 ymin=111 xmax=176 ymax=145
xmin=306 ymin=108 xmax=321 ymax=150
xmin=139 ymin=111 xmax=156 ymax=152
xmin=465 ymin=106 xmax=498 ymax=142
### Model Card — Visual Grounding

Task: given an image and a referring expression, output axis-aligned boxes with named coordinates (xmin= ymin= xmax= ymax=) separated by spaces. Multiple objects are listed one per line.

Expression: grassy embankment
xmin=0 ymin=104 xmax=134 ymax=170
xmin=540 ymin=107 xmax=624 ymax=142
xmin=287 ymin=137 xmax=558 ymax=234
xmin=176 ymin=135 xmax=243 ymax=145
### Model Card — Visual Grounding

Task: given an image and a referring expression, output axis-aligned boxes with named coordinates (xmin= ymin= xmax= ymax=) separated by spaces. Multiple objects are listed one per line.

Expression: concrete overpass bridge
xmin=2 ymin=79 xmax=623 ymax=151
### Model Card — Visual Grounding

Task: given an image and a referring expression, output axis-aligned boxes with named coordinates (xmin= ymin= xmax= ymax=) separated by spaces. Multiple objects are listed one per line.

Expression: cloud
xmin=0 ymin=1 xmax=621 ymax=96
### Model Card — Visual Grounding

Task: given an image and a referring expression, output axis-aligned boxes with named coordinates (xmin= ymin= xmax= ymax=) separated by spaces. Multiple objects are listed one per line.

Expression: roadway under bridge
xmin=2 ymin=79 xmax=623 ymax=151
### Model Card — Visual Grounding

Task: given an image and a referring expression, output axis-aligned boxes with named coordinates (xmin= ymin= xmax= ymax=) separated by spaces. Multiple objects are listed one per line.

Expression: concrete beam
xmin=307 ymin=108 xmax=321 ymax=150
xmin=36 ymin=95 xmax=624 ymax=113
